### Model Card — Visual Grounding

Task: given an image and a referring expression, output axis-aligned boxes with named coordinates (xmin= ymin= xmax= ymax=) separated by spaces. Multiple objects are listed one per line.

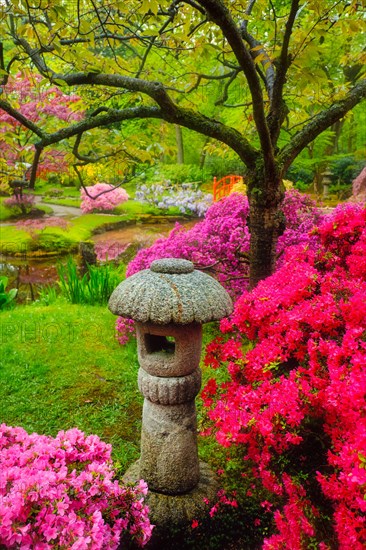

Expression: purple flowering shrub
xmin=127 ymin=190 xmax=323 ymax=299
xmin=135 ymin=182 xmax=212 ymax=217
xmin=0 ymin=425 xmax=152 ymax=549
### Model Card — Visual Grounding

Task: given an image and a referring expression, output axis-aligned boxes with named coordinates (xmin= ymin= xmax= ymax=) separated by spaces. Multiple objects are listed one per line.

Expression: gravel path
xmin=35 ymin=197 xmax=81 ymax=218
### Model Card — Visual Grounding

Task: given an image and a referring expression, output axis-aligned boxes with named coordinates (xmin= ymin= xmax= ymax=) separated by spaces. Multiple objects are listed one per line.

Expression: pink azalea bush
xmin=127 ymin=190 xmax=322 ymax=299
xmin=0 ymin=425 xmax=152 ymax=549
xmin=202 ymin=203 xmax=366 ymax=549
xmin=81 ymin=184 xmax=129 ymax=214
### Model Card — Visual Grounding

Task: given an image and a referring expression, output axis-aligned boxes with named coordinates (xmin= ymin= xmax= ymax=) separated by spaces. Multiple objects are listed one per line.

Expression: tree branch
xmin=72 ymin=131 xmax=140 ymax=166
xmin=0 ymin=99 xmax=45 ymax=138
xmin=136 ymin=3 xmax=178 ymax=78
xmin=40 ymin=101 xmax=257 ymax=168
xmin=9 ymin=14 xmax=261 ymax=167
xmin=279 ymin=79 xmax=366 ymax=171
xmin=215 ymin=70 xmax=240 ymax=105
xmin=1 ymin=62 xmax=258 ymax=168
xmin=240 ymin=0 xmax=275 ymax=100
xmin=0 ymin=42 xmax=6 ymax=85
xmin=195 ymin=0 xmax=275 ymax=176
xmin=38 ymin=105 xmax=163 ymax=146
xmin=267 ymin=0 xmax=299 ymax=144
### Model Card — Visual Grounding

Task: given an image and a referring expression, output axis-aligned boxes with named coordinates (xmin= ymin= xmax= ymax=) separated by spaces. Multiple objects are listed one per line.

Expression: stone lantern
xmin=322 ymin=168 xmax=332 ymax=197
xmin=108 ymin=258 xmax=232 ymax=530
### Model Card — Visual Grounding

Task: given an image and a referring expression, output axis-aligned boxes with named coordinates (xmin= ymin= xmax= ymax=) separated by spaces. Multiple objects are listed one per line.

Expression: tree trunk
xmin=28 ymin=145 xmax=43 ymax=190
xmin=247 ymin=172 xmax=285 ymax=288
xmin=199 ymin=137 xmax=210 ymax=169
xmin=175 ymin=124 xmax=184 ymax=164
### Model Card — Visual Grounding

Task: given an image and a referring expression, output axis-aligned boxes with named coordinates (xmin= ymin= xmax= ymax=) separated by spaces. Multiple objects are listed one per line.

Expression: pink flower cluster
xmin=1 ymin=73 xmax=82 ymax=125
xmin=0 ymin=425 xmax=152 ymax=549
xmin=80 ymin=184 xmax=129 ymax=214
xmin=115 ymin=317 xmax=136 ymax=345
xmin=262 ymin=475 xmax=320 ymax=550
xmin=203 ymin=203 xmax=366 ymax=549
xmin=127 ymin=190 xmax=323 ymax=298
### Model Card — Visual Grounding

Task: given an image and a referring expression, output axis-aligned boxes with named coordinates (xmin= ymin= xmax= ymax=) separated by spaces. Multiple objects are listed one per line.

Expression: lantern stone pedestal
xmin=108 ymin=258 xmax=232 ymax=538
xmin=123 ymin=460 xmax=219 ymax=537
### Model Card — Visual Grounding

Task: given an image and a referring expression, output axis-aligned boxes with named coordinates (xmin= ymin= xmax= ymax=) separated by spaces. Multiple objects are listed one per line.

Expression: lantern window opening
xmin=145 ymin=333 xmax=176 ymax=355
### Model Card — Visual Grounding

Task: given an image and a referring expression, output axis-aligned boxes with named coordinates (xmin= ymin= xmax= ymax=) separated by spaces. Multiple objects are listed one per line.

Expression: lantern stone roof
xmin=108 ymin=258 xmax=233 ymax=325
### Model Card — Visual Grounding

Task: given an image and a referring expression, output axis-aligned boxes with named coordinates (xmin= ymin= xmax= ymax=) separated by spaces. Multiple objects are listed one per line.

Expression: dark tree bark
xmin=247 ymin=169 xmax=285 ymax=288
xmin=28 ymin=145 xmax=43 ymax=190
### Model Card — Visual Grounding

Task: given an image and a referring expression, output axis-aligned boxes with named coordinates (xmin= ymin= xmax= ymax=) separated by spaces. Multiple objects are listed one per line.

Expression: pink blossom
xmin=80 ymin=184 xmax=129 ymax=214
xmin=0 ymin=425 xmax=152 ymax=548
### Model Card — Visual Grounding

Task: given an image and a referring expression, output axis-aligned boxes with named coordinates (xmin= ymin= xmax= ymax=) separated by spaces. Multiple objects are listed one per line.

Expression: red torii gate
xmin=212 ymin=174 xmax=243 ymax=202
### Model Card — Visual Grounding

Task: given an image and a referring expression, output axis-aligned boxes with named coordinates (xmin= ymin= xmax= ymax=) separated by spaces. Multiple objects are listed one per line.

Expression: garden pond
xmin=0 ymin=218 xmax=196 ymax=302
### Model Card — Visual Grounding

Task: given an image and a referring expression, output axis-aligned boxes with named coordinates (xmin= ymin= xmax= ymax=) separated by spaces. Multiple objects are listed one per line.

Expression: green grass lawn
xmin=32 ymin=182 xmax=81 ymax=198
xmin=0 ymin=301 xmax=142 ymax=470
xmin=0 ymin=299 xmax=228 ymax=462
xmin=0 ymin=301 xmax=229 ymax=473
xmin=42 ymin=197 xmax=82 ymax=208
xmin=0 ymin=300 xmax=222 ymax=462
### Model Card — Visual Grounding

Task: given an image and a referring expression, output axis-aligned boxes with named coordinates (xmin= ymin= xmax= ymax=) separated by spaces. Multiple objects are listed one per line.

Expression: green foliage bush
xmin=204 ymin=157 xmax=245 ymax=180
xmin=155 ymin=164 xmax=210 ymax=185
xmin=57 ymin=257 xmax=122 ymax=305
xmin=330 ymin=156 xmax=365 ymax=188
xmin=143 ymin=164 xmax=212 ymax=187
xmin=34 ymin=233 xmax=76 ymax=254
xmin=286 ymin=166 xmax=314 ymax=189
xmin=0 ymin=276 xmax=17 ymax=310
xmin=287 ymin=155 xmax=365 ymax=195
xmin=0 ymin=197 xmax=13 ymax=221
